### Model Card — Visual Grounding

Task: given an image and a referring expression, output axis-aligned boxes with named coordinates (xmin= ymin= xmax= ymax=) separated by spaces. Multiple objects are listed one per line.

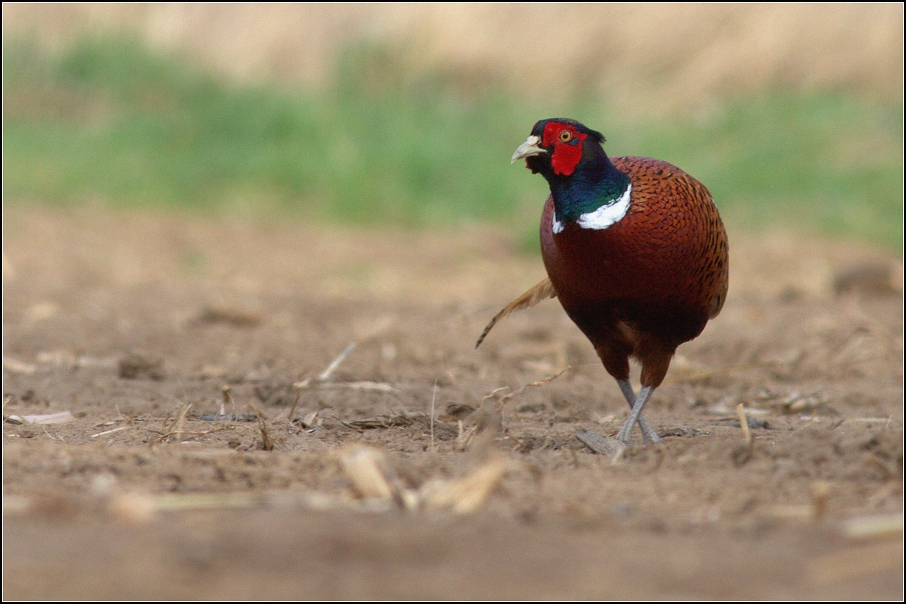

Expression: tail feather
xmin=475 ymin=278 xmax=557 ymax=348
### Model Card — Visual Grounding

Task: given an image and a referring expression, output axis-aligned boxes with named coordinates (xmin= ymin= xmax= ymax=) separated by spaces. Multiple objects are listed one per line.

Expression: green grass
xmin=3 ymin=36 xmax=902 ymax=249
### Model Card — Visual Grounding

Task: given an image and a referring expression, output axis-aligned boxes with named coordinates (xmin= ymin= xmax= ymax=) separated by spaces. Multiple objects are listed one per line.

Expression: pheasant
xmin=477 ymin=118 xmax=729 ymax=445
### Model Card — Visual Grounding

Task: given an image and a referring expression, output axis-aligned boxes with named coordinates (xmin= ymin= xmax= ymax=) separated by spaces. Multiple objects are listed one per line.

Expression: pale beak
xmin=511 ymin=135 xmax=546 ymax=164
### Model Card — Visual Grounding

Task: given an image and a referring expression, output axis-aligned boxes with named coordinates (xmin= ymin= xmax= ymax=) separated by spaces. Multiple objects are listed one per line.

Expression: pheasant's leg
xmin=617 ymin=380 xmax=662 ymax=444
xmin=615 ymin=386 xmax=655 ymax=444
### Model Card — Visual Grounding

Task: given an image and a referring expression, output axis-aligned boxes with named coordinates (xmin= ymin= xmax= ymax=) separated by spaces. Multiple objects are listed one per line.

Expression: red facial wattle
xmin=542 ymin=122 xmax=587 ymax=177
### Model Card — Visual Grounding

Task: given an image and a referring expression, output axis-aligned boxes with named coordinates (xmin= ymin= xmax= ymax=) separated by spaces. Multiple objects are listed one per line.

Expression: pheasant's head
xmin=512 ymin=119 xmax=630 ymax=227
xmin=511 ymin=118 xmax=607 ymax=179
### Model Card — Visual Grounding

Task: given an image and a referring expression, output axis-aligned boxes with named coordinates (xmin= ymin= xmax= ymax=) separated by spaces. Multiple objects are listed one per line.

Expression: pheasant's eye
xmin=559 ymin=130 xmax=573 ymax=143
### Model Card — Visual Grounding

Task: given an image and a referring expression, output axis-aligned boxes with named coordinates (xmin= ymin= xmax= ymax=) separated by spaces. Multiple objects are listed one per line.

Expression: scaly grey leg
xmin=617 ymin=380 xmax=661 ymax=444
xmin=615 ymin=385 xmax=658 ymax=444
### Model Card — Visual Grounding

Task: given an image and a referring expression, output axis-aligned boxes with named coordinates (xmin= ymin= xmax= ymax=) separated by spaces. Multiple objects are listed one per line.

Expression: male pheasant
xmin=478 ymin=118 xmax=729 ymax=445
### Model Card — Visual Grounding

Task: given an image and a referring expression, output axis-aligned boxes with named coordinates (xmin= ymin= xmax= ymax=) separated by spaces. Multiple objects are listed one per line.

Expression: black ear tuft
xmin=587 ymin=128 xmax=606 ymax=144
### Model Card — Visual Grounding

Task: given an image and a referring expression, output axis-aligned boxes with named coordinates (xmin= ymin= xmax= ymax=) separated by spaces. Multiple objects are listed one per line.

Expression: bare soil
xmin=2 ymin=206 xmax=903 ymax=599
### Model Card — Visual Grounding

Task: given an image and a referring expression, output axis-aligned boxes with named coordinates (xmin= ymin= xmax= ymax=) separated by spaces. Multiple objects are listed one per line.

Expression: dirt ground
xmin=2 ymin=206 xmax=903 ymax=599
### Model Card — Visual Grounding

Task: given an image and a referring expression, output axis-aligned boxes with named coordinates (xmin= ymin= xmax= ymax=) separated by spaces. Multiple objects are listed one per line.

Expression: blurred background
xmin=3 ymin=4 xmax=903 ymax=249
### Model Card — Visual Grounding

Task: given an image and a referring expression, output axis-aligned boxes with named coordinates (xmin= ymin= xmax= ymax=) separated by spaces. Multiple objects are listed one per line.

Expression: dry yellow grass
xmin=3 ymin=4 xmax=902 ymax=113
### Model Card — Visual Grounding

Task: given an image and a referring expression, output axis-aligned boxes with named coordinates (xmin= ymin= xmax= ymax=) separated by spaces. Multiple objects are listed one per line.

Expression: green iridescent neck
xmin=547 ymin=157 xmax=631 ymax=223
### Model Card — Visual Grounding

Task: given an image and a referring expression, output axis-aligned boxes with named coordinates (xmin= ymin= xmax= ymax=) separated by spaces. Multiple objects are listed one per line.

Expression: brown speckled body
xmin=541 ymin=156 xmax=729 ymax=388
